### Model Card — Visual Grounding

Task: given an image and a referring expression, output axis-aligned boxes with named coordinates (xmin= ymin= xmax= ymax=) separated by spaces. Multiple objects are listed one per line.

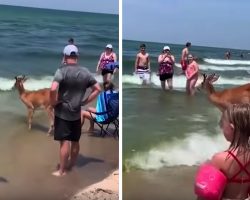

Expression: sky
xmin=123 ymin=0 xmax=250 ymax=50
xmin=0 ymin=0 xmax=118 ymax=14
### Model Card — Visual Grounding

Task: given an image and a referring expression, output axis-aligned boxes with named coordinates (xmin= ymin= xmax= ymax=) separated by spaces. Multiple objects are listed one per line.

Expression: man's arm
xmin=82 ymin=83 xmax=101 ymax=106
xmin=147 ymin=54 xmax=151 ymax=71
xmin=50 ymin=81 xmax=59 ymax=106
xmin=134 ymin=54 xmax=139 ymax=72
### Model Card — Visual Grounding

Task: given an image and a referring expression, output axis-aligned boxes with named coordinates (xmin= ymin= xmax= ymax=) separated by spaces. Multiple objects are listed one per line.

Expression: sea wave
xmin=124 ymin=130 xmax=229 ymax=171
xmin=122 ymin=73 xmax=249 ymax=89
xmin=175 ymin=63 xmax=250 ymax=71
xmin=0 ymin=74 xmax=103 ymax=91
xmin=203 ymin=58 xmax=250 ymax=66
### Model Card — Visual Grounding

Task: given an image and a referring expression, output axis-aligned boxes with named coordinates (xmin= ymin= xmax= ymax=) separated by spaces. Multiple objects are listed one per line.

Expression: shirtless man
xmin=181 ymin=42 xmax=191 ymax=72
xmin=134 ymin=44 xmax=151 ymax=84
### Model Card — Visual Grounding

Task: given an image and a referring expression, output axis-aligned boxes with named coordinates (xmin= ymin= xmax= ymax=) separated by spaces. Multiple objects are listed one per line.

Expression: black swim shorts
xmin=159 ymin=73 xmax=173 ymax=81
xmin=102 ymin=69 xmax=114 ymax=76
xmin=54 ymin=116 xmax=81 ymax=142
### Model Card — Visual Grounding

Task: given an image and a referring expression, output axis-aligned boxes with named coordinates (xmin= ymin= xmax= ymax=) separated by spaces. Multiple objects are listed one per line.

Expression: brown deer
xmin=14 ymin=75 xmax=54 ymax=135
xmin=201 ymin=73 xmax=250 ymax=112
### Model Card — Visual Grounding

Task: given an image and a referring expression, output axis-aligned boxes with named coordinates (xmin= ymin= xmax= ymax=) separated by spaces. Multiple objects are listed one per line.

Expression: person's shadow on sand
xmin=75 ymin=154 xmax=104 ymax=168
xmin=0 ymin=177 xmax=8 ymax=183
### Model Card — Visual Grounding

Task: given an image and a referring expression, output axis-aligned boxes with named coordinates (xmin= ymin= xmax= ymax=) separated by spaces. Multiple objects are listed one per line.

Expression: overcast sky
xmin=123 ymin=0 xmax=250 ymax=50
xmin=0 ymin=0 xmax=118 ymax=14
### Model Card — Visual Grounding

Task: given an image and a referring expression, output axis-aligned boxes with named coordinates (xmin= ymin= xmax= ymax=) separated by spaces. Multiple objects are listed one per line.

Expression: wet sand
xmin=71 ymin=170 xmax=118 ymax=200
xmin=123 ymin=166 xmax=197 ymax=200
xmin=0 ymin=109 xmax=118 ymax=200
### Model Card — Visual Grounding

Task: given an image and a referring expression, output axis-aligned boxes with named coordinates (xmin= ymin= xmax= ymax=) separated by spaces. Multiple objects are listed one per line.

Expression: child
xmin=195 ymin=104 xmax=250 ymax=200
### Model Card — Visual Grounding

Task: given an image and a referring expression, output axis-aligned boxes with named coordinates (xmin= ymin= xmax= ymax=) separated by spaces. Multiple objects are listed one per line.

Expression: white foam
xmin=125 ymin=130 xmax=229 ymax=170
xmin=122 ymin=73 xmax=248 ymax=89
xmin=204 ymin=58 xmax=250 ymax=65
xmin=176 ymin=63 xmax=250 ymax=71
xmin=0 ymin=74 xmax=104 ymax=91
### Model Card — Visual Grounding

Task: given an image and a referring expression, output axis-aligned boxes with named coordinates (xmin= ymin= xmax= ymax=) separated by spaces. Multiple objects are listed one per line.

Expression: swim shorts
xmin=54 ymin=116 xmax=81 ymax=142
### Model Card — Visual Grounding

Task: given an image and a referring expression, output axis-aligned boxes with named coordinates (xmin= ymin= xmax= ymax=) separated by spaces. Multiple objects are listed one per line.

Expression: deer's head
xmin=14 ymin=75 xmax=28 ymax=90
xmin=200 ymin=73 xmax=220 ymax=89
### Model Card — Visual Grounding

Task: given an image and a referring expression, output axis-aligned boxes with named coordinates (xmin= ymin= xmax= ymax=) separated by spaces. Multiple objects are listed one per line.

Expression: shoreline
xmin=71 ymin=169 xmax=119 ymax=200
xmin=0 ymin=102 xmax=119 ymax=200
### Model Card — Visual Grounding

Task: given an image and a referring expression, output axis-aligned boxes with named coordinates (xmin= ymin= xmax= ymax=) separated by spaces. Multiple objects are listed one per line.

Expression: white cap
xmin=63 ymin=44 xmax=78 ymax=56
xmin=163 ymin=46 xmax=170 ymax=51
xmin=106 ymin=44 xmax=113 ymax=49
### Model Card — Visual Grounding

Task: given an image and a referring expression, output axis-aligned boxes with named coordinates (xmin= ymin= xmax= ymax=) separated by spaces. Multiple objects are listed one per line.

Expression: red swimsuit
xmin=227 ymin=151 xmax=250 ymax=183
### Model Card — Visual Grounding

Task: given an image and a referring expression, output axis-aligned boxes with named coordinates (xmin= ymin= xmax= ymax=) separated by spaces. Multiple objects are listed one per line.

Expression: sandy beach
xmin=123 ymin=166 xmax=197 ymax=200
xmin=0 ymin=103 xmax=119 ymax=200
xmin=71 ymin=170 xmax=118 ymax=200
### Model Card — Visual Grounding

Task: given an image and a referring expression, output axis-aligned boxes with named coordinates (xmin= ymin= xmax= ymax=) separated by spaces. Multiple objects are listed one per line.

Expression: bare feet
xmin=56 ymin=162 xmax=73 ymax=172
xmin=52 ymin=170 xmax=66 ymax=177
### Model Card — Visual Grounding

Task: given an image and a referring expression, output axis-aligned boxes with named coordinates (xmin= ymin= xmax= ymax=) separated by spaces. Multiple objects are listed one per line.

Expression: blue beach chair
xmin=89 ymin=90 xmax=119 ymax=138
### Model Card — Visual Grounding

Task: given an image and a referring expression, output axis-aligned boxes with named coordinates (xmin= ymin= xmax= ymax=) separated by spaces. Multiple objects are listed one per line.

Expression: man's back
xmin=54 ymin=65 xmax=97 ymax=121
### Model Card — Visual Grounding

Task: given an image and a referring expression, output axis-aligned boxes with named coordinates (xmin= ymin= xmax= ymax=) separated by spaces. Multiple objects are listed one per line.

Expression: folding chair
xmin=89 ymin=90 xmax=119 ymax=138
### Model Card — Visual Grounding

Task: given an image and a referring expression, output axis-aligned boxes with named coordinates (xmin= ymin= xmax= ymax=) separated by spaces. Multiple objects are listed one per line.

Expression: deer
xmin=14 ymin=75 xmax=54 ymax=135
xmin=201 ymin=73 xmax=250 ymax=112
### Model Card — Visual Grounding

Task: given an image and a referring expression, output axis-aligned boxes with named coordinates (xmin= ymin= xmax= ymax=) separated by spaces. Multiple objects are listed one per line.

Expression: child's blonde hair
xmin=223 ymin=103 xmax=250 ymax=152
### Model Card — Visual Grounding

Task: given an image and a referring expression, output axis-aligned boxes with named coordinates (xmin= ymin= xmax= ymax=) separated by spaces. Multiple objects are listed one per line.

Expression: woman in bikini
xmin=96 ymin=44 xmax=117 ymax=82
xmin=158 ymin=46 xmax=175 ymax=90
xmin=197 ymin=104 xmax=250 ymax=200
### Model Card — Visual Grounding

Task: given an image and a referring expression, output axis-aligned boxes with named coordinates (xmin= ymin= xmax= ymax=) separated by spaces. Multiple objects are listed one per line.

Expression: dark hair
xmin=140 ymin=44 xmax=146 ymax=48
xmin=103 ymin=81 xmax=114 ymax=91
xmin=186 ymin=42 xmax=191 ymax=47
xmin=65 ymin=51 xmax=78 ymax=59
xmin=68 ymin=38 xmax=74 ymax=43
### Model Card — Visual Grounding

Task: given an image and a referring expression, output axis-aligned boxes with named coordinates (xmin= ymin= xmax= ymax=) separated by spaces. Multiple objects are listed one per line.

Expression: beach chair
xmin=89 ymin=90 xmax=119 ymax=138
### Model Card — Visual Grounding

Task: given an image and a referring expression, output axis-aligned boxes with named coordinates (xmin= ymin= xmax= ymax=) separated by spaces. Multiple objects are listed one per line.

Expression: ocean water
xmin=0 ymin=5 xmax=119 ymax=88
xmin=123 ymin=39 xmax=250 ymax=171
xmin=0 ymin=5 xmax=118 ymax=199
xmin=0 ymin=3 xmax=119 ymax=139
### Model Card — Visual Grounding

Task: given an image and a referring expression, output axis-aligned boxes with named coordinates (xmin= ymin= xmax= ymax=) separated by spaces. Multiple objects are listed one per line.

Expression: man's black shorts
xmin=54 ymin=116 xmax=81 ymax=142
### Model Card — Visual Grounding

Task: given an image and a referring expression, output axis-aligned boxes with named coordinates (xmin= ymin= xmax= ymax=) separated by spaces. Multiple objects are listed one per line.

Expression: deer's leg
xmin=27 ymin=108 xmax=34 ymax=130
xmin=46 ymin=106 xmax=54 ymax=135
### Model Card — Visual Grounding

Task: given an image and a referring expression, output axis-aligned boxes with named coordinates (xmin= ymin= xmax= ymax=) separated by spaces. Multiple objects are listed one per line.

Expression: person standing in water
xmin=50 ymin=46 xmax=101 ymax=176
xmin=180 ymin=42 xmax=191 ymax=72
xmin=185 ymin=54 xmax=199 ymax=96
xmin=134 ymin=43 xmax=151 ymax=84
xmin=225 ymin=50 xmax=231 ymax=60
xmin=96 ymin=44 xmax=118 ymax=82
xmin=158 ymin=46 xmax=175 ymax=90
xmin=62 ymin=38 xmax=78 ymax=65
